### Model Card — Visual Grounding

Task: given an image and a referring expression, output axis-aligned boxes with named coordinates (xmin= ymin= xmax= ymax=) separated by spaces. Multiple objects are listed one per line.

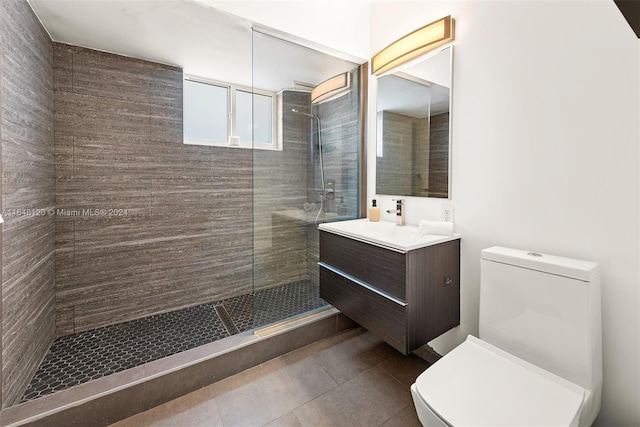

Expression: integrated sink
xmin=318 ymin=218 xmax=459 ymax=252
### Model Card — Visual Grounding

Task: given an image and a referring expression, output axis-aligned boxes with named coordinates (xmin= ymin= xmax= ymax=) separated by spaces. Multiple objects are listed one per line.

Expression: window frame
xmin=183 ymin=74 xmax=280 ymax=151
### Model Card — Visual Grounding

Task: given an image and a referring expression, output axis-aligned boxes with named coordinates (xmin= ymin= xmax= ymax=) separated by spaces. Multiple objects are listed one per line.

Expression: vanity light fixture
xmin=311 ymin=72 xmax=351 ymax=104
xmin=371 ymin=15 xmax=455 ymax=76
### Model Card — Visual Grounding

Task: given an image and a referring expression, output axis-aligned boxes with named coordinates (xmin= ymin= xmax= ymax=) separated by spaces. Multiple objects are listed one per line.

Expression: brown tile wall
xmin=413 ymin=117 xmax=430 ymax=197
xmin=53 ymin=44 xmax=253 ymax=335
xmin=253 ymin=72 xmax=361 ymax=291
xmin=376 ymin=111 xmax=416 ymax=196
xmin=377 ymin=111 xmax=448 ymax=198
xmin=253 ymin=91 xmax=310 ymax=290
xmin=428 ymin=112 xmax=449 ymax=198
xmin=0 ymin=0 xmax=56 ymax=408
xmin=314 ymin=67 xmax=361 ymax=217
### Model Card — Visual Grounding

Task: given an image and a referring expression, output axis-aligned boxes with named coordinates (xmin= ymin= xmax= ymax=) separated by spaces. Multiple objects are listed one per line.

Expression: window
xmin=184 ymin=80 xmax=228 ymax=142
xmin=183 ymin=76 xmax=279 ymax=150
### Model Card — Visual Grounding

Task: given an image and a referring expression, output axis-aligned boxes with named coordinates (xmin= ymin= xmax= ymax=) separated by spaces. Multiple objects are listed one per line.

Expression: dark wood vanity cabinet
xmin=319 ymin=230 xmax=460 ymax=354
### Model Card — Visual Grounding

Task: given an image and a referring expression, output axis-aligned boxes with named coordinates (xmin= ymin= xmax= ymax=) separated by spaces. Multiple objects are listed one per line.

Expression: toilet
xmin=411 ymin=246 xmax=602 ymax=427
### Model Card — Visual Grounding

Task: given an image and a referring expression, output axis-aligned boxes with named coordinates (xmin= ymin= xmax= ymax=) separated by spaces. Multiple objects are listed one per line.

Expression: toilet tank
xmin=479 ymin=247 xmax=601 ymax=391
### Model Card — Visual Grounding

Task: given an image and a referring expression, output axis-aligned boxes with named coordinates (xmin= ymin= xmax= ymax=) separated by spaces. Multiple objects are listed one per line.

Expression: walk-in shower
xmin=8 ymin=13 xmax=364 ymax=407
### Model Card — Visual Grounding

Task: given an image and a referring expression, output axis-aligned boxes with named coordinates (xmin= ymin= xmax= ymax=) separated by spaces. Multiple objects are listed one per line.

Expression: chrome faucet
xmin=386 ymin=199 xmax=405 ymax=226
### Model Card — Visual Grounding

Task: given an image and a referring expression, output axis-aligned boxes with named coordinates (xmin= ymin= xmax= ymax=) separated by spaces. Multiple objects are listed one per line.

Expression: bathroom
xmin=1 ymin=0 xmax=638 ymax=426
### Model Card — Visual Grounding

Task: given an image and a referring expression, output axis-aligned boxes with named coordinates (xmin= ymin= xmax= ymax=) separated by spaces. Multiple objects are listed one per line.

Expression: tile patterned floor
xmin=110 ymin=327 xmax=428 ymax=427
xmin=225 ymin=280 xmax=329 ymax=332
xmin=20 ymin=280 xmax=327 ymax=403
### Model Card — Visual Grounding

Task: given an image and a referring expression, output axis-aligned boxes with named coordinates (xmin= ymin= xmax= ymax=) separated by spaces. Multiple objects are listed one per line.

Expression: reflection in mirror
xmin=376 ymin=46 xmax=452 ymax=198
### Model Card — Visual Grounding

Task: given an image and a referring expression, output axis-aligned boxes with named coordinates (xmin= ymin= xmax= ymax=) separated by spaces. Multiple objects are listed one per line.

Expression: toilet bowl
xmin=412 ymin=247 xmax=602 ymax=427
xmin=411 ymin=335 xmax=594 ymax=427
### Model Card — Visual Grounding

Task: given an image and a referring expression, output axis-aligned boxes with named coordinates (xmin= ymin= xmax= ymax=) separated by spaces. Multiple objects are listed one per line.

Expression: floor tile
xmin=198 ymin=364 xmax=267 ymax=398
xmin=111 ymin=391 xmax=225 ymax=427
xmin=264 ymin=411 xmax=304 ymax=427
xmin=223 ymin=280 xmax=328 ymax=332
xmin=108 ymin=329 xmax=431 ymax=427
xmin=380 ymin=405 xmax=422 ymax=427
xmin=263 ymin=333 xmax=344 ymax=368
xmin=21 ymin=280 xmax=326 ymax=403
xmin=293 ymin=366 xmax=412 ymax=427
xmin=215 ymin=356 xmax=338 ymax=427
xmin=109 ymin=413 xmax=144 ymax=427
xmin=379 ymin=352 xmax=430 ymax=388
xmin=142 ymin=393 xmax=224 ymax=427
xmin=20 ymin=304 xmax=229 ymax=402
xmin=111 ymin=367 xmax=266 ymax=427
xmin=314 ymin=328 xmax=396 ymax=384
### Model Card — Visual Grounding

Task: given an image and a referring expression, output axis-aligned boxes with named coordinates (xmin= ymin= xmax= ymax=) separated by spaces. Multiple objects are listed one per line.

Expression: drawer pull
xmin=319 ymin=262 xmax=408 ymax=307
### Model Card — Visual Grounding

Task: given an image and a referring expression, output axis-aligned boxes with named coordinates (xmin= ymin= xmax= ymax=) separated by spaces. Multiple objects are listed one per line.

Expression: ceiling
xmin=377 ymin=75 xmax=449 ymax=117
xmin=28 ymin=0 xmax=358 ymax=91
xmin=377 ymin=47 xmax=451 ymax=117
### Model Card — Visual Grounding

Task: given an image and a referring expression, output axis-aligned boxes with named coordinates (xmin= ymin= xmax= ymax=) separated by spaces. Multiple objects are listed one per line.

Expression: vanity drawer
xmin=319 ymin=231 xmax=406 ymax=300
xmin=319 ymin=265 xmax=407 ymax=353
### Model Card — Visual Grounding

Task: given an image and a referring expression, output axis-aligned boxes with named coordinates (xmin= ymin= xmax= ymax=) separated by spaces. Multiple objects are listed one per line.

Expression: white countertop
xmin=318 ymin=218 xmax=460 ymax=252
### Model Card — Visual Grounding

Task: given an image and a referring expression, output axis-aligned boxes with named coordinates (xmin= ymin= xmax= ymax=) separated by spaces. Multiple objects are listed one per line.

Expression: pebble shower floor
xmin=20 ymin=280 xmax=327 ymax=402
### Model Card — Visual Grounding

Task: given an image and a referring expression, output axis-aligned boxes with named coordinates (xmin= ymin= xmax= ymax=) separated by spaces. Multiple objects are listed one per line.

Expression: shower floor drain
xmin=20 ymin=280 xmax=327 ymax=403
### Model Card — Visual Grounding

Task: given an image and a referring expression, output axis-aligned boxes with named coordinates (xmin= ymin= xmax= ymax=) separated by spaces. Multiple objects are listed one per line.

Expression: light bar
xmin=371 ymin=16 xmax=455 ymax=76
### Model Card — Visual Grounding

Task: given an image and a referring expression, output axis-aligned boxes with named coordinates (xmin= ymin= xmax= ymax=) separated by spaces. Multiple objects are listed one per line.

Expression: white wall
xmin=370 ymin=2 xmax=639 ymax=426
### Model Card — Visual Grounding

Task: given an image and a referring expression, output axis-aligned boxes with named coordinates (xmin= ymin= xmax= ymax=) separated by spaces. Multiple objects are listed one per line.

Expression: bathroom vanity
xmin=318 ymin=219 xmax=460 ymax=354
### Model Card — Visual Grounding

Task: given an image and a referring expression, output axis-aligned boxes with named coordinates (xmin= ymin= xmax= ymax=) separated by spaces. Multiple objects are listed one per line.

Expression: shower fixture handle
xmin=325 ymin=179 xmax=335 ymax=201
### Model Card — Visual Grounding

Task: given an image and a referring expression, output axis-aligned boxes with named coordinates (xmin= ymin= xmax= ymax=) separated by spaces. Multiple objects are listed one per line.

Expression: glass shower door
xmin=250 ymin=29 xmax=362 ymax=330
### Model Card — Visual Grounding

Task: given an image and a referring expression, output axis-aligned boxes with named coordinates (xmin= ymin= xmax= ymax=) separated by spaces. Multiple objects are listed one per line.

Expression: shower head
xmin=291 ymin=108 xmax=318 ymax=119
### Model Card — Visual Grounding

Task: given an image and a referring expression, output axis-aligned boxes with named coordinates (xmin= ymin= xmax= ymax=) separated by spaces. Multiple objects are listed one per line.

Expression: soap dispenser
xmin=369 ymin=199 xmax=380 ymax=222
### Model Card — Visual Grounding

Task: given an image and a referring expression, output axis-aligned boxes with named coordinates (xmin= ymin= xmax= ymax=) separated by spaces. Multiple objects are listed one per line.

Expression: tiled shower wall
xmin=53 ymin=44 xmax=253 ymax=335
xmin=377 ymin=110 xmax=444 ymax=198
xmin=0 ymin=0 xmax=56 ymax=407
xmin=413 ymin=117 xmax=430 ymax=197
xmin=253 ymin=91 xmax=310 ymax=290
xmin=376 ymin=111 xmax=416 ymax=196
xmin=253 ymin=76 xmax=361 ymax=290
xmin=314 ymin=68 xmax=361 ymax=217
xmin=428 ymin=112 xmax=450 ymax=198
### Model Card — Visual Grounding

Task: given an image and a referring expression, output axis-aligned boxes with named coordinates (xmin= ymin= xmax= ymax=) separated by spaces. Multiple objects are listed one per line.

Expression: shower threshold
xmin=20 ymin=279 xmax=327 ymax=403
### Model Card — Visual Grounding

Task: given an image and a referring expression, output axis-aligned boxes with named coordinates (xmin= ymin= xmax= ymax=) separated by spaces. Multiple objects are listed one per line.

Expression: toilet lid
xmin=415 ymin=335 xmax=585 ymax=427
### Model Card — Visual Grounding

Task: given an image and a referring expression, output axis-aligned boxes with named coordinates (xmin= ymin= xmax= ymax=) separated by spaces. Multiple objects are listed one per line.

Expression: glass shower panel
xmin=236 ymin=90 xmax=273 ymax=145
xmin=251 ymin=30 xmax=362 ymax=329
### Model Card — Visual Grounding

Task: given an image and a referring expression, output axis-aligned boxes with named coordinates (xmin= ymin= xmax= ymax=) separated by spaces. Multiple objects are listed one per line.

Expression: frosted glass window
xmin=236 ymin=90 xmax=273 ymax=144
xmin=184 ymin=80 xmax=228 ymax=142
xmin=184 ymin=76 xmax=278 ymax=150
xmin=235 ymin=90 xmax=253 ymax=143
xmin=253 ymin=93 xmax=273 ymax=144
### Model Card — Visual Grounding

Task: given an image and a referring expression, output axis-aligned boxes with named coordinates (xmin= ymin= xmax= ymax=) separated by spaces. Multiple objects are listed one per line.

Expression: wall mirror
xmin=376 ymin=46 xmax=452 ymax=198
